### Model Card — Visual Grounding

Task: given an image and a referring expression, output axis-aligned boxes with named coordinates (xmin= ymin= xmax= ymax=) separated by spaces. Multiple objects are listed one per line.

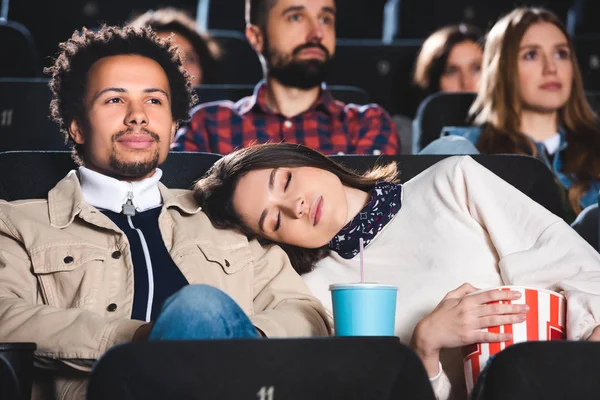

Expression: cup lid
xmin=329 ymin=283 xmax=398 ymax=291
xmin=0 ymin=343 xmax=37 ymax=351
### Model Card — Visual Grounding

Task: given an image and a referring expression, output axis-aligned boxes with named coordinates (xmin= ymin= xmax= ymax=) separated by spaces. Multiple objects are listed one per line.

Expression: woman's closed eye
xmin=284 ymin=171 xmax=292 ymax=191
xmin=273 ymin=172 xmax=292 ymax=232
xmin=274 ymin=211 xmax=281 ymax=232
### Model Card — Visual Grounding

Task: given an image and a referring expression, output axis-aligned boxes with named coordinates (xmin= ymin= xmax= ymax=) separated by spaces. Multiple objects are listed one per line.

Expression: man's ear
xmin=246 ymin=24 xmax=264 ymax=54
xmin=170 ymin=121 xmax=177 ymax=142
xmin=69 ymin=119 xmax=85 ymax=145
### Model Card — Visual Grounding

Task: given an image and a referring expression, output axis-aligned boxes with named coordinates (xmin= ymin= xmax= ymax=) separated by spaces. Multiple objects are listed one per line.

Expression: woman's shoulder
xmin=404 ymin=156 xmax=479 ymax=186
xmin=441 ymin=125 xmax=483 ymax=144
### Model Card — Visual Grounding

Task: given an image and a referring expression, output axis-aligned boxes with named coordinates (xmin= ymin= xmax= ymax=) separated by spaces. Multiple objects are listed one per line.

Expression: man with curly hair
xmin=0 ymin=26 xmax=330 ymax=400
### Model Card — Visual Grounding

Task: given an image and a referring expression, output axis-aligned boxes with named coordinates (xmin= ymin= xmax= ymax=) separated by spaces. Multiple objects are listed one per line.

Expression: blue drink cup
xmin=329 ymin=283 xmax=398 ymax=336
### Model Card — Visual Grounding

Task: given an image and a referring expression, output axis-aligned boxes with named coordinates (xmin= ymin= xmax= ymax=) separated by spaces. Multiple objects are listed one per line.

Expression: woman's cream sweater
xmin=303 ymin=156 xmax=600 ymax=399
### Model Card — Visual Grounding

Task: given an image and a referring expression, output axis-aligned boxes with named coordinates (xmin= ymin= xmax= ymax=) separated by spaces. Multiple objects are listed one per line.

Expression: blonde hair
xmin=470 ymin=7 xmax=600 ymax=213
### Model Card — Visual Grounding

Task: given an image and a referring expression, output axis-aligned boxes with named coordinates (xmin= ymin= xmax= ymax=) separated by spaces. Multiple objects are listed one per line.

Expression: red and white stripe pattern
xmin=463 ymin=287 xmax=566 ymax=392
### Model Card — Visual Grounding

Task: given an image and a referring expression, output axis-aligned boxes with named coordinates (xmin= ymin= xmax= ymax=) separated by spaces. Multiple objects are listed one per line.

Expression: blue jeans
xmin=149 ymin=284 xmax=260 ymax=340
xmin=419 ymin=135 xmax=480 ymax=155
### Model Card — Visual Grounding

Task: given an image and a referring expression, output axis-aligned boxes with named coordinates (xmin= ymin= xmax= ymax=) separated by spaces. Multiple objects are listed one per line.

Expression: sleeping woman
xmin=193 ymin=143 xmax=600 ymax=399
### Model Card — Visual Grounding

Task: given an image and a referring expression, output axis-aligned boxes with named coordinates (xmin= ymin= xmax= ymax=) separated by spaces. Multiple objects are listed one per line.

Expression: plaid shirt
xmin=173 ymin=81 xmax=400 ymax=155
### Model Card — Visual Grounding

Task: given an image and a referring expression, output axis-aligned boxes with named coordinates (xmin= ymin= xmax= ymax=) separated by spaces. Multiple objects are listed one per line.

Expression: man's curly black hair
xmin=45 ymin=25 xmax=197 ymax=164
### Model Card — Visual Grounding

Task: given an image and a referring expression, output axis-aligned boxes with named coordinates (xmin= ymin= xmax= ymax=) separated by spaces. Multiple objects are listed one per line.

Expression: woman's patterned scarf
xmin=328 ymin=181 xmax=402 ymax=259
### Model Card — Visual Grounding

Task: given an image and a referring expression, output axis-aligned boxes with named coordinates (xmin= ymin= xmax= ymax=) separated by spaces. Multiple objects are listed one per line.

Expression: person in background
xmin=422 ymin=8 xmax=600 ymax=218
xmin=173 ymin=0 xmax=400 ymax=155
xmin=0 ymin=27 xmax=330 ymax=400
xmin=410 ymin=24 xmax=483 ymax=154
xmin=413 ymin=24 xmax=483 ymax=98
xmin=128 ymin=7 xmax=221 ymax=85
xmin=193 ymin=142 xmax=600 ymax=400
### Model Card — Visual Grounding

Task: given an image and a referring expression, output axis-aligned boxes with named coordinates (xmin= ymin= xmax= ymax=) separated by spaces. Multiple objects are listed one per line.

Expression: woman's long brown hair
xmin=193 ymin=143 xmax=399 ymax=275
xmin=470 ymin=7 xmax=600 ymax=213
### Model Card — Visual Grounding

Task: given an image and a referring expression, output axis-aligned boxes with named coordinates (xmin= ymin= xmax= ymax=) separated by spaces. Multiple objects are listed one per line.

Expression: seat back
xmin=0 ymin=151 xmax=222 ymax=201
xmin=585 ymin=91 xmax=600 ymax=113
xmin=0 ymin=152 xmax=566 ymax=221
xmin=334 ymin=0 xmax=387 ymax=39
xmin=568 ymin=0 xmax=600 ymax=36
xmin=203 ymin=0 xmax=245 ymax=31
xmin=396 ymin=0 xmax=571 ymax=39
xmin=193 ymin=84 xmax=369 ymax=105
xmin=204 ymin=0 xmax=387 ymax=39
xmin=210 ymin=30 xmax=263 ymax=84
xmin=476 ymin=341 xmax=600 ymax=400
xmin=0 ymin=21 xmax=40 ymax=78
xmin=327 ymin=85 xmax=370 ymax=105
xmin=330 ymin=154 xmax=567 ymax=220
xmin=0 ymin=78 xmax=66 ymax=152
xmin=328 ymin=39 xmax=422 ymax=118
xmin=87 ymin=338 xmax=435 ymax=400
xmin=574 ymin=35 xmax=600 ymax=91
xmin=7 ymin=0 xmax=195 ymax=64
xmin=571 ymin=201 xmax=599 ymax=252
xmin=413 ymin=92 xmax=476 ymax=152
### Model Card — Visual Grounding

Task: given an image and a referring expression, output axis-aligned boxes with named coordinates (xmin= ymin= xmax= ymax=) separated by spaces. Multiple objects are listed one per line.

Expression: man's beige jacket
xmin=0 ymin=171 xmax=331 ymax=400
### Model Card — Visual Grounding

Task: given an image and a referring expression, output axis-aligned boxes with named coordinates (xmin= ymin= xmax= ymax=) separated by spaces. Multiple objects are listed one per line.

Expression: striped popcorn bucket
xmin=462 ymin=286 xmax=566 ymax=393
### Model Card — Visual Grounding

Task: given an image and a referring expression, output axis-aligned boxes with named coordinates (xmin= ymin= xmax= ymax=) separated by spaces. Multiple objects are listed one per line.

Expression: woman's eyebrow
xmin=269 ymin=168 xmax=279 ymax=191
xmin=259 ymin=168 xmax=279 ymax=232
xmin=258 ymin=208 xmax=268 ymax=233
xmin=519 ymin=44 xmax=541 ymax=50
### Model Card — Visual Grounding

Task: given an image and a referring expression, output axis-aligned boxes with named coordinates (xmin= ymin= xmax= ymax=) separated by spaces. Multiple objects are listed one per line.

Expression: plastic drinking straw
xmin=359 ymin=238 xmax=365 ymax=283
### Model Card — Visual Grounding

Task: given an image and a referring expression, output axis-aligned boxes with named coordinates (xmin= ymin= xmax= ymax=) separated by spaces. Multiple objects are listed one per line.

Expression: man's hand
xmin=132 ymin=322 xmax=154 ymax=342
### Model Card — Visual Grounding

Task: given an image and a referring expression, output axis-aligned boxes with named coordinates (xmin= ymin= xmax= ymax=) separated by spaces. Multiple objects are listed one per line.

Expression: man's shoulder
xmin=0 ymin=198 xmax=52 ymax=239
xmin=189 ymin=95 xmax=255 ymax=120
xmin=338 ymin=101 xmax=392 ymax=119
xmin=404 ymin=156 xmax=475 ymax=187
xmin=442 ymin=125 xmax=483 ymax=144
xmin=0 ymin=198 xmax=50 ymax=217
xmin=162 ymin=188 xmax=251 ymax=244
xmin=333 ymin=101 xmax=396 ymax=134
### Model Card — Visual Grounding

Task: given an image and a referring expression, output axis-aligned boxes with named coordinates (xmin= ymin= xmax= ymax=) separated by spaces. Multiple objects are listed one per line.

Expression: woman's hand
xmin=411 ymin=283 xmax=529 ymax=377
xmin=132 ymin=322 xmax=154 ymax=342
xmin=587 ymin=325 xmax=600 ymax=341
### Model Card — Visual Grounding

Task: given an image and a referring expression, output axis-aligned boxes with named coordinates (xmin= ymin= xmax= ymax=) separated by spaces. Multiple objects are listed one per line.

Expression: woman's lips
xmin=539 ymin=82 xmax=562 ymax=91
xmin=311 ymin=196 xmax=323 ymax=226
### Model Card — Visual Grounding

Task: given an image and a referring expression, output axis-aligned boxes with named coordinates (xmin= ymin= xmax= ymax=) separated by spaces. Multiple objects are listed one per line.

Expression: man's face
xmin=70 ymin=54 xmax=176 ymax=181
xmin=254 ymin=0 xmax=336 ymax=89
